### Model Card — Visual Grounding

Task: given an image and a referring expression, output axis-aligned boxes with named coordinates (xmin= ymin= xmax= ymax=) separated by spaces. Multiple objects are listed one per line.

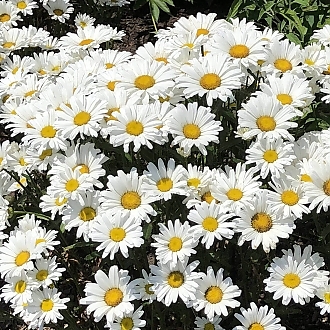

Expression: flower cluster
xmin=0 ymin=1 xmax=330 ymax=329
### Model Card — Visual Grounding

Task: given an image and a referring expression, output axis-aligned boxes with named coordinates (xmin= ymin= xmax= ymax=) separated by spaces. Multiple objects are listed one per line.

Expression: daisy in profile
xmin=142 ymin=158 xmax=187 ymax=201
xmin=134 ymin=40 xmax=172 ymax=64
xmin=44 ymin=0 xmax=74 ymax=23
xmin=55 ymin=94 xmax=107 ymax=140
xmin=151 ymin=219 xmax=197 ymax=267
xmin=117 ymin=58 xmax=176 ymax=104
xmin=26 ymin=287 xmax=70 ymax=328
xmin=39 ymin=193 xmax=68 ymax=220
xmin=245 ymin=136 xmax=296 ymax=179
xmin=194 ymin=315 xmax=225 ymax=330
xmin=237 ymin=94 xmax=298 ymax=141
xmin=312 ymin=24 xmax=330 ymax=46
xmin=74 ymin=13 xmax=95 ymax=29
xmin=300 ymin=43 xmax=327 ymax=77
xmin=210 ymin=163 xmax=261 ymax=213
xmin=167 ymin=102 xmax=222 ymax=156
xmin=89 ymin=211 xmax=144 ymax=260
xmin=131 ymin=269 xmax=156 ymax=303
xmin=149 ymin=259 xmax=202 ymax=306
xmin=79 ymin=265 xmax=136 ymax=323
xmin=234 ymin=189 xmax=295 ymax=253
xmin=192 ymin=266 xmax=241 ymax=319
xmin=0 ymin=28 xmax=27 ymax=53
xmin=315 ymin=281 xmax=330 ymax=315
xmin=176 ymin=53 xmax=242 ymax=106
xmin=188 ymin=201 xmax=236 ymax=249
xmin=100 ymin=168 xmax=156 ymax=222
xmin=264 ymin=249 xmax=320 ymax=305
xmin=262 ymin=39 xmax=302 ymax=76
xmin=233 ymin=302 xmax=285 ymax=330
xmin=106 ymin=306 xmax=146 ymax=329
xmin=108 ymin=104 xmax=163 ymax=153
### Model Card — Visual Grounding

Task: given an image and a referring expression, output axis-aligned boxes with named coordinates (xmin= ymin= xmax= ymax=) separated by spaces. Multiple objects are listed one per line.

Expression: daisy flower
xmin=26 ymin=287 xmax=70 ymax=328
xmin=210 ymin=163 xmax=261 ymax=213
xmin=237 ymin=93 xmax=298 ymax=141
xmin=117 ymin=58 xmax=176 ymax=104
xmin=167 ymin=102 xmax=222 ymax=156
xmin=100 ymin=168 xmax=156 ymax=222
xmin=142 ymin=158 xmax=187 ymax=201
xmin=300 ymin=43 xmax=327 ymax=77
xmin=151 ymin=219 xmax=197 ymax=267
xmin=245 ymin=136 xmax=296 ymax=179
xmin=89 ymin=212 xmax=144 ymax=260
xmin=55 ymin=94 xmax=107 ymax=140
xmin=11 ymin=0 xmax=38 ymax=16
xmin=108 ymin=104 xmax=163 ymax=153
xmin=188 ymin=201 xmax=236 ymax=249
xmin=233 ymin=302 xmax=285 ymax=330
xmin=149 ymin=259 xmax=202 ymax=306
xmin=62 ymin=190 xmax=102 ymax=242
xmin=74 ymin=13 xmax=95 ymax=29
xmin=106 ymin=306 xmax=146 ymax=329
xmin=176 ymin=53 xmax=242 ymax=106
xmin=312 ymin=24 xmax=330 ymax=46
xmin=39 ymin=193 xmax=68 ymax=220
xmin=315 ymin=282 xmax=330 ymax=315
xmin=194 ymin=315 xmax=225 ymax=330
xmin=0 ymin=0 xmax=21 ymax=28
xmin=234 ymin=189 xmax=295 ymax=253
xmin=27 ymin=256 xmax=65 ymax=288
xmin=131 ymin=269 xmax=156 ymax=303
xmin=192 ymin=266 xmax=241 ymax=319
xmin=0 ymin=28 xmax=27 ymax=53
xmin=44 ymin=0 xmax=74 ymax=23
xmin=134 ymin=39 xmax=172 ymax=64
xmin=79 ymin=265 xmax=136 ymax=323
xmin=264 ymin=250 xmax=320 ymax=305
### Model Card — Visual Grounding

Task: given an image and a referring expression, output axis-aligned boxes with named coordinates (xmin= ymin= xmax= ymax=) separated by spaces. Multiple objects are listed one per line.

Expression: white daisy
xmin=131 ymin=269 xmax=156 ymax=303
xmin=315 ymin=282 xmax=330 ymax=315
xmin=44 ymin=0 xmax=73 ymax=23
xmin=194 ymin=315 xmax=224 ymax=330
xmin=106 ymin=306 xmax=146 ymax=329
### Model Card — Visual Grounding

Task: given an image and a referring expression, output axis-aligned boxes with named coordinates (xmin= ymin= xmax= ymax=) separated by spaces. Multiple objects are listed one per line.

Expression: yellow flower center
xmin=168 ymin=237 xmax=183 ymax=252
xmin=79 ymin=207 xmax=96 ymax=221
xmin=104 ymin=288 xmax=123 ymax=306
xmin=15 ymin=280 xmax=26 ymax=293
xmin=205 ymin=286 xmax=223 ymax=304
xmin=35 ymin=238 xmax=46 ymax=245
xmin=202 ymin=216 xmax=218 ymax=232
xmin=12 ymin=67 xmax=19 ymax=74
xmin=156 ymin=177 xmax=173 ymax=192
xmin=263 ymin=150 xmax=278 ymax=163
xmin=229 ymin=44 xmax=250 ymax=58
xmin=204 ymin=323 xmax=215 ymax=330
xmin=3 ymin=42 xmax=15 ymax=49
xmin=19 ymin=157 xmax=27 ymax=166
xmin=110 ymin=227 xmax=126 ymax=242
xmin=73 ymin=164 xmax=89 ymax=174
xmin=196 ymin=28 xmax=209 ymax=37
xmin=304 ymin=58 xmax=314 ymax=66
xmin=323 ymin=179 xmax=330 ymax=195
xmin=52 ymin=65 xmax=60 ymax=72
xmin=283 ymin=273 xmax=301 ymax=288
xmin=134 ymin=75 xmax=155 ymax=90
xmin=121 ymin=191 xmax=141 ymax=209
xmin=39 ymin=149 xmax=52 ymax=160
xmin=105 ymin=63 xmax=114 ymax=69
xmin=24 ymin=90 xmax=37 ymax=98
xmin=55 ymin=197 xmax=67 ymax=206
xmin=167 ymin=271 xmax=184 ymax=288
xmin=39 ymin=69 xmax=47 ymax=75
xmin=159 ymin=95 xmax=170 ymax=103
xmin=281 ymin=190 xmax=299 ymax=206
xmin=74 ymin=111 xmax=91 ymax=126
xmin=182 ymin=43 xmax=194 ymax=49
xmin=0 ymin=157 xmax=3 ymax=164
xmin=155 ymin=57 xmax=168 ymax=64
xmin=126 ymin=120 xmax=144 ymax=136
xmin=0 ymin=13 xmax=10 ymax=22
xmin=53 ymin=8 xmax=63 ymax=16
xmin=183 ymin=123 xmax=201 ymax=139
xmin=323 ymin=65 xmax=330 ymax=75
xmin=277 ymin=93 xmax=293 ymax=105
xmin=251 ymin=212 xmax=272 ymax=232
xmin=201 ymin=191 xmax=216 ymax=204
xmin=65 ymin=178 xmax=79 ymax=192
xmin=121 ymin=317 xmax=134 ymax=330
xmin=36 ymin=269 xmax=49 ymax=281
xmin=274 ymin=58 xmax=292 ymax=72
xmin=145 ymin=283 xmax=154 ymax=295
xmin=300 ymin=173 xmax=312 ymax=182
xmin=324 ymin=292 xmax=330 ymax=303
xmin=226 ymin=188 xmax=243 ymax=201
xmin=107 ymin=81 xmax=116 ymax=91
xmin=79 ymin=38 xmax=94 ymax=46
xmin=41 ymin=125 xmax=57 ymax=138
xmin=199 ymin=73 xmax=221 ymax=90
xmin=249 ymin=323 xmax=264 ymax=330
xmin=40 ymin=299 xmax=54 ymax=312
xmin=15 ymin=251 xmax=30 ymax=266
xmin=105 ymin=107 xmax=119 ymax=121
xmin=187 ymin=177 xmax=200 ymax=188
xmin=256 ymin=116 xmax=276 ymax=131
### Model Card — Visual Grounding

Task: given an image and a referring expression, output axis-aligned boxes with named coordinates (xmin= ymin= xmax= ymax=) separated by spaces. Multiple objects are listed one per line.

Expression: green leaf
xmin=150 ymin=1 xmax=160 ymax=22
xmin=227 ymin=0 xmax=244 ymax=19
xmin=286 ymin=32 xmax=301 ymax=44
xmin=292 ymin=0 xmax=309 ymax=6
xmin=143 ymin=222 xmax=153 ymax=240
xmin=152 ymin=0 xmax=171 ymax=13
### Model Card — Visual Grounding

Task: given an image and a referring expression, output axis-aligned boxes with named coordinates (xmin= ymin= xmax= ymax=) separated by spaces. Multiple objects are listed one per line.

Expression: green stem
xmin=13 ymin=210 xmax=51 ymax=221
